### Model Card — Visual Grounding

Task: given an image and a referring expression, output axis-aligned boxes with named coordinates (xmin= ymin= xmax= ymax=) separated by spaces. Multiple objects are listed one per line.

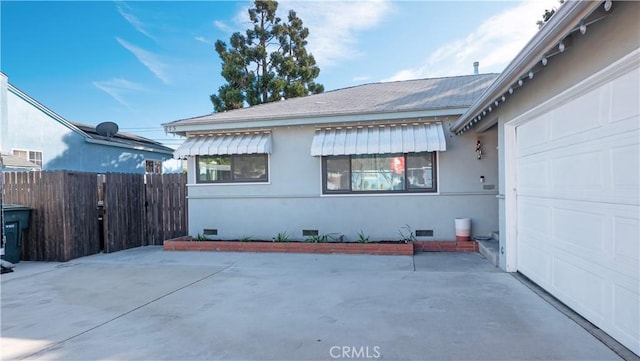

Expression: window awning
xmin=174 ymin=132 xmax=271 ymax=159
xmin=310 ymin=123 xmax=446 ymax=156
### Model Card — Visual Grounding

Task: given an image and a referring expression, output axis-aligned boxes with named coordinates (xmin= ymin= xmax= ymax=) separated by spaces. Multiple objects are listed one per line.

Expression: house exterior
xmin=164 ymin=74 xmax=499 ymax=242
xmin=0 ymin=73 xmax=173 ymax=173
xmin=451 ymin=0 xmax=639 ymax=355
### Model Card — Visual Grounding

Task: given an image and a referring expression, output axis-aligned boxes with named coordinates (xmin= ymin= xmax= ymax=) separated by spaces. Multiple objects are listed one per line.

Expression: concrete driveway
xmin=1 ymin=247 xmax=622 ymax=361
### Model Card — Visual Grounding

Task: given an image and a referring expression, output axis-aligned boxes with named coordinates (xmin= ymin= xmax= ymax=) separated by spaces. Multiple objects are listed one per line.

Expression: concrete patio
xmin=1 ymin=247 xmax=623 ymax=360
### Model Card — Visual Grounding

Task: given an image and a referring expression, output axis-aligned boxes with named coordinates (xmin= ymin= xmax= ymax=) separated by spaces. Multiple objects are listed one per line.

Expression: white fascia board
xmin=164 ymin=107 xmax=467 ymax=135
xmin=451 ymin=1 xmax=600 ymax=133
xmin=85 ymin=138 xmax=174 ymax=155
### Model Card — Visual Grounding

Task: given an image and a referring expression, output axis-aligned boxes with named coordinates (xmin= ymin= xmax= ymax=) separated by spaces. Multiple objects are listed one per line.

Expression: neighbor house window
xmin=13 ymin=149 xmax=43 ymax=167
xmin=196 ymin=154 xmax=268 ymax=183
xmin=322 ymin=152 xmax=436 ymax=194
xmin=145 ymin=160 xmax=162 ymax=174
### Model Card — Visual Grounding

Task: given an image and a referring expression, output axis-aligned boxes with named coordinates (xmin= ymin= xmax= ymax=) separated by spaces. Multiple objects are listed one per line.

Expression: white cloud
xmin=116 ymin=37 xmax=170 ymax=84
xmin=115 ymin=2 xmax=156 ymax=41
xmin=195 ymin=36 xmax=213 ymax=46
xmin=213 ymin=20 xmax=234 ymax=34
xmin=225 ymin=0 xmax=392 ymax=67
xmin=280 ymin=0 xmax=392 ymax=66
xmin=384 ymin=0 xmax=558 ymax=81
xmin=93 ymin=78 xmax=145 ymax=106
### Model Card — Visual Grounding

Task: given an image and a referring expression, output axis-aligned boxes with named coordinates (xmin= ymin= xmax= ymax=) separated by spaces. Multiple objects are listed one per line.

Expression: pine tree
xmin=210 ymin=0 xmax=323 ymax=112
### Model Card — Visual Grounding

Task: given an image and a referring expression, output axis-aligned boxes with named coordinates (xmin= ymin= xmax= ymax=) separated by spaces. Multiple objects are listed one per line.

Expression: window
xmin=323 ymin=152 xmax=436 ymax=194
xmin=13 ymin=149 xmax=43 ymax=167
xmin=196 ymin=154 xmax=268 ymax=183
xmin=145 ymin=160 xmax=162 ymax=174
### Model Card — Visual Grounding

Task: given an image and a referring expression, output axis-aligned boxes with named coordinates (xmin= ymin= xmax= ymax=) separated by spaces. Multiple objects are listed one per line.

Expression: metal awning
xmin=310 ymin=123 xmax=446 ymax=156
xmin=174 ymin=132 xmax=271 ymax=159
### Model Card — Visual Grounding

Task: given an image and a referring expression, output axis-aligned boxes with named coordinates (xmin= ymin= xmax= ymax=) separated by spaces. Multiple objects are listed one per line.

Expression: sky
xmin=1 ymin=0 xmax=557 ymax=148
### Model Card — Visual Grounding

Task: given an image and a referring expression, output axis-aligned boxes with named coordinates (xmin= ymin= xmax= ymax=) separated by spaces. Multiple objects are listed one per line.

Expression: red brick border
xmin=163 ymin=237 xmax=478 ymax=255
xmin=412 ymin=240 xmax=478 ymax=253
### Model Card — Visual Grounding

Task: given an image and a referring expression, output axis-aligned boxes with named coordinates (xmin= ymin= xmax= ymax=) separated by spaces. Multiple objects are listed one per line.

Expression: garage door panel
xmin=550 ymin=86 xmax=603 ymax=140
xmin=614 ymin=284 xmax=640 ymax=343
xmin=614 ymin=217 xmax=640 ymax=265
xmin=611 ymin=143 xmax=640 ymax=193
xmin=517 ymin=159 xmax=549 ymax=191
xmin=517 ymin=198 xmax=553 ymax=237
xmin=611 ymin=68 xmax=640 ymax=123
xmin=552 ymin=257 xmax=605 ymax=321
xmin=517 ymin=240 xmax=552 ymax=284
xmin=553 ymin=207 xmax=605 ymax=252
xmin=551 ymin=151 xmax=604 ymax=191
xmin=517 ymin=113 xmax=638 ymax=159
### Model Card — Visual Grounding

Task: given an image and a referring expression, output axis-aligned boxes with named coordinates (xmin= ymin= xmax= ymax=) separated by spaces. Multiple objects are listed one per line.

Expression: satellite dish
xmin=96 ymin=121 xmax=119 ymax=138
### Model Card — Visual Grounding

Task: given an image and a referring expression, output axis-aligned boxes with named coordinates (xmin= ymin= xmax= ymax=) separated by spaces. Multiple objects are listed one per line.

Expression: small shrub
xmin=398 ymin=224 xmax=417 ymax=243
xmin=240 ymin=236 xmax=252 ymax=242
xmin=273 ymin=232 xmax=290 ymax=242
xmin=356 ymin=230 xmax=369 ymax=243
xmin=305 ymin=234 xmax=327 ymax=243
xmin=193 ymin=233 xmax=208 ymax=242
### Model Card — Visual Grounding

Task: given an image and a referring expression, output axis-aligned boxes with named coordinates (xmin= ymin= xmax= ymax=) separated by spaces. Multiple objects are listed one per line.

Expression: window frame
xmin=321 ymin=152 xmax=437 ymax=194
xmin=195 ymin=154 xmax=269 ymax=184
xmin=12 ymin=149 xmax=43 ymax=167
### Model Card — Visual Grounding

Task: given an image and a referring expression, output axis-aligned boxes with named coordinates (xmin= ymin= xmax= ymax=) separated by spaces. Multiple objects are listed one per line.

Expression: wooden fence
xmin=2 ymin=171 xmax=188 ymax=261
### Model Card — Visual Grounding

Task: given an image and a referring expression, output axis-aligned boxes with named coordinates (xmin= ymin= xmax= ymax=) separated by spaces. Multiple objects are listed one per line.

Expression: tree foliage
xmin=536 ymin=0 xmax=565 ymax=29
xmin=211 ymin=0 xmax=323 ymax=112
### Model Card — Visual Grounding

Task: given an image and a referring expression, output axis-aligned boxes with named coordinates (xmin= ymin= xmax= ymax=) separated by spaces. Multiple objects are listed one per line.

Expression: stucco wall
xmin=186 ymin=120 xmax=499 ymax=241
xmin=3 ymin=87 xmax=170 ymax=173
xmin=492 ymin=0 xmax=640 ymax=268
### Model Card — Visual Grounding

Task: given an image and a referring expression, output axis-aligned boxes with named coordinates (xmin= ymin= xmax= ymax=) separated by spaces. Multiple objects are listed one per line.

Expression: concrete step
xmin=476 ymin=237 xmax=499 ymax=267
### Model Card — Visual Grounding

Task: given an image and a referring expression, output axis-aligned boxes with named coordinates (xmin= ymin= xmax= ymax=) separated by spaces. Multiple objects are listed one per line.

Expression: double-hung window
xmin=323 ymin=152 xmax=436 ymax=194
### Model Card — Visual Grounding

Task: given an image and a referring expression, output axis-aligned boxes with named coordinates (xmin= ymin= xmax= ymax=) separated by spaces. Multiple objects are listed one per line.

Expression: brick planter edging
xmin=163 ymin=237 xmax=478 ymax=255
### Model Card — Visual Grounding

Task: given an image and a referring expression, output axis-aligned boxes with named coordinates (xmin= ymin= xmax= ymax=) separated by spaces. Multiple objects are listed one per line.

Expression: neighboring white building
xmin=164 ymin=74 xmax=500 ymax=242
xmin=452 ymin=0 xmax=639 ymax=355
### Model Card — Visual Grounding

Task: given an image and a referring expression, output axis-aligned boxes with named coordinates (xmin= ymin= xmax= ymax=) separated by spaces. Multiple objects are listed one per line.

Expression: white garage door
xmin=514 ymin=65 xmax=639 ymax=354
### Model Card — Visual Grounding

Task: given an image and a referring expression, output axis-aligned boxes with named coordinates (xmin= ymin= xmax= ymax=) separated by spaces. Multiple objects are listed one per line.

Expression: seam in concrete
xmin=18 ymin=265 xmax=233 ymax=360
xmin=512 ymin=272 xmax=639 ymax=361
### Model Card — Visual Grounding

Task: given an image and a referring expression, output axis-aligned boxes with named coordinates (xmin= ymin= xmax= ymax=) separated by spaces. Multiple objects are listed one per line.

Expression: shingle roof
xmin=1 ymin=154 xmax=40 ymax=169
xmin=72 ymin=122 xmax=174 ymax=154
xmin=165 ymin=73 xmax=499 ymax=127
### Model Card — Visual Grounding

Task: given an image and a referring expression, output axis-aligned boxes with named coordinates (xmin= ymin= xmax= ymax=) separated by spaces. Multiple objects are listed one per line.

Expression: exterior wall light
xmin=542 ymin=55 xmax=548 ymax=66
xmin=580 ymin=20 xmax=587 ymax=34
xmin=559 ymin=40 xmax=565 ymax=52
xmin=604 ymin=0 xmax=612 ymax=11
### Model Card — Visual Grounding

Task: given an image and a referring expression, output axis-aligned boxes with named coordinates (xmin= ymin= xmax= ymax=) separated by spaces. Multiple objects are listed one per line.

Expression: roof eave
xmin=450 ymin=0 xmax=603 ymax=134
xmin=163 ymin=107 xmax=470 ymax=135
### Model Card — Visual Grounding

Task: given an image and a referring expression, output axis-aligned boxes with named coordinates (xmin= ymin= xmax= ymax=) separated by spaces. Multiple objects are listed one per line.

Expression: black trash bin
xmin=2 ymin=205 xmax=31 ymax=264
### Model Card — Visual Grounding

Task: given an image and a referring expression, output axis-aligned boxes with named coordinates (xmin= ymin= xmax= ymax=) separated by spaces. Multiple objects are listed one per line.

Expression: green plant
xmin=305 ymin=234 xmax=329 ymax=243
xmin=239 ymin=236 xmax=252 ymax=242
xmin=193 ymin=233 xmax=208 ymax=242
xmin=356 ymin=230 xmax=369 ymax=243
xmin=273 ymin=232 xmax=290 ymax=242
xmin=398 ymin=224 xmax=417 ymax=243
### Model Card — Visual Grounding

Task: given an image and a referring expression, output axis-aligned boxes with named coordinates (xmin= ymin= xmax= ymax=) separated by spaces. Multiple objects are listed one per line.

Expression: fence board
xmin=3 ymin=171 xmax=187 ymax=261
xmin=104 ymin=173 xmax=145 ymax=253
